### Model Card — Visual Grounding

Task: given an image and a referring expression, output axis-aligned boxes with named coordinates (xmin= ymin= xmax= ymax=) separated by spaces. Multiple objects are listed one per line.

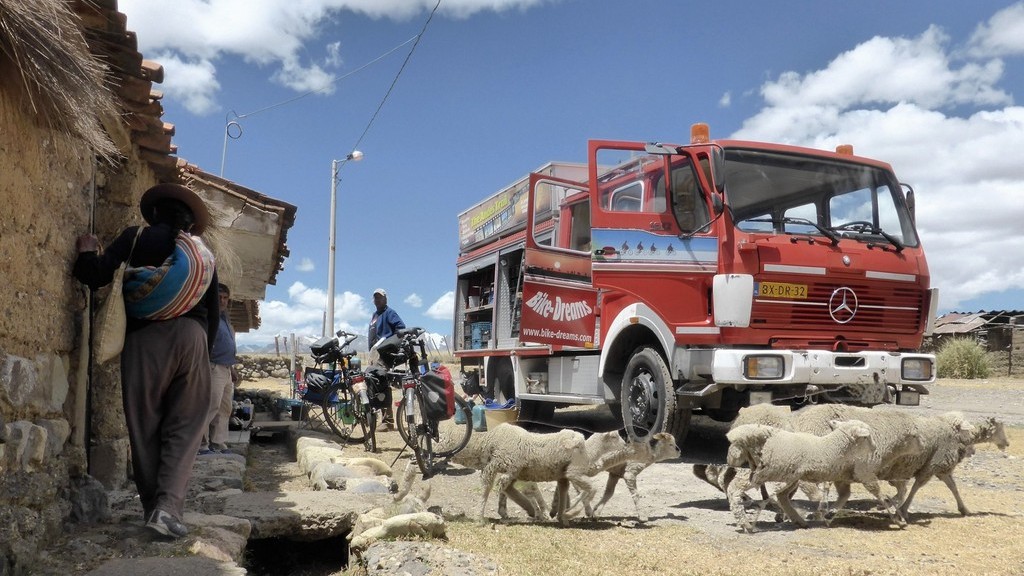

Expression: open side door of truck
xmin=520 ymin=172 xmax=599 ymax=350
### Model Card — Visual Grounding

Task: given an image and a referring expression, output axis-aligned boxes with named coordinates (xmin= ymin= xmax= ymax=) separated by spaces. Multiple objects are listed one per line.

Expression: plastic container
xmin=454 ymin=400 xmax=470 ymax=424
xmin=472 ymin=403 xmax=488 ymax=431
xmin=484 ymin=407 xmax=519 ymax=430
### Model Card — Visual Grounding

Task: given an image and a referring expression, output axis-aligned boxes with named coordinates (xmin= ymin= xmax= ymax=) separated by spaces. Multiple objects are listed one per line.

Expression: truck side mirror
xmin=902 ymin=183 xmax=916 ymax=224
xmin=711 ymin=146 xmax=726 ymax=194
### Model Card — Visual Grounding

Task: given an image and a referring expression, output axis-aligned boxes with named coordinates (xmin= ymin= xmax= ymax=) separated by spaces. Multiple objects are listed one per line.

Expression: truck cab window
xmin=609 ymin=182 xmax=643 ymax=211
xmin=655 ymin=163 xmax=709 ymax=232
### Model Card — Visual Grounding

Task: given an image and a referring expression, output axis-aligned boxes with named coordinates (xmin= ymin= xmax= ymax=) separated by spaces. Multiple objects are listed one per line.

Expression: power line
xmin=219 ymin=33 xmax=418 ymax=176
xmin=347 ymin=0 xmax=442 ymax=154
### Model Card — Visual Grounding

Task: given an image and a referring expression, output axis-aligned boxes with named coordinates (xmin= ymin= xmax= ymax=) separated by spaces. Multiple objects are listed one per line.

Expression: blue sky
xmin=118 ymin=0 xmax=1024 ymax=347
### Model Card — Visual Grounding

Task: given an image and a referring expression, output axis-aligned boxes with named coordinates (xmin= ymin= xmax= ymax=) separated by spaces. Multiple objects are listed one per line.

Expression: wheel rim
xmin=626 ymin=368 xmax=660 ymax=437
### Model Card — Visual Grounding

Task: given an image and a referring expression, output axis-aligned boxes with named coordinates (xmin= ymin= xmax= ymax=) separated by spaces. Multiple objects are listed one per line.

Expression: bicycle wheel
xmin=321 ymin=384 xmax=366 ymax=443
xmin=432 ymin=395 xmax=472 ymax=458
xmin=397 ymin=392 xmax=433 ymax=477
xmin=354 ymin=400 xmax=376 ymax=452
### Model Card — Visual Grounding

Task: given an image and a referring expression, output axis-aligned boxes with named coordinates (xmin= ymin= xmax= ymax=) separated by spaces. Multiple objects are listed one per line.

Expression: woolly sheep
xmin=726 ymin=419 xmax=880 ymax=531
xmin=452 ymin=423 xmax=616 ymax=525
xmin=572 ymin=431 xmax=681 ymax=522
xmin=887 ymin=414 xmax=1007 ymax=517
xmin=733 ymin=403 xmax=930 ymax=524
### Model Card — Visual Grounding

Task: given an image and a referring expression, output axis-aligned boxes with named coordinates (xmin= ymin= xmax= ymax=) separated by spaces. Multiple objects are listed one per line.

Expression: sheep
xmin=572 ymin=431 xmax=681 ymax=522
xmin=788 ymin=405 xmax=929 ymax=524
xmin=726 ymin=419 xmax=883 ymax=531
xmin=727 ymin=404 xmax=824 ymax=506
xmin=482 ymin=429 xmax=680 ymax=523
xmin=692 ymin=463 xmax=822 ymax=523
xmin=452 ymin=423 xmax=619 ymax=525
xmin=733 ymin=403 xmax=934 ymax=525
xmin=885 ymin=414 xmax=1007 ymax=518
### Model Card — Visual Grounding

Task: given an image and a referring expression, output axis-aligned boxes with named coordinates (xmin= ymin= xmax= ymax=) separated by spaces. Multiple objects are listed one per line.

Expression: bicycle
xmin=370 ymin=327 xmax=473 ymax=477
xmin=306 ymin=330 xmax=376 ymax=451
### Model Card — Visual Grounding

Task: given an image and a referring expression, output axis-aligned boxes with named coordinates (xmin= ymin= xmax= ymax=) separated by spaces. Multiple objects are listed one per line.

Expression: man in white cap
xmin=368 ymin=288 xmax=405 ymax=429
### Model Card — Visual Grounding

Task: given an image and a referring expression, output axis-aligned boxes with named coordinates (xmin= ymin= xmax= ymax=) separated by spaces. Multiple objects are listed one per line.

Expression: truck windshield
xmin=726 ymin=148 xmax=919 ymax=248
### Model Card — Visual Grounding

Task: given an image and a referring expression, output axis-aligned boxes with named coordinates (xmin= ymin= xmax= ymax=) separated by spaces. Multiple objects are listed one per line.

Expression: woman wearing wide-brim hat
xmin=73 ymin=182 xmax=220 ymax=539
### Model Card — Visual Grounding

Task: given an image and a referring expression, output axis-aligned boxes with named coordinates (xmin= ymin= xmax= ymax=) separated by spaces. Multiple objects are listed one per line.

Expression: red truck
xmin=454 ymin=124 xmax=937 ymax=442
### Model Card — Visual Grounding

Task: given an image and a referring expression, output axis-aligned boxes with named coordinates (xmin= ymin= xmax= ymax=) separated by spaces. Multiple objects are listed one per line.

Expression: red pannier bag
xmin=422 ymin=365 xmax=455 ymax=420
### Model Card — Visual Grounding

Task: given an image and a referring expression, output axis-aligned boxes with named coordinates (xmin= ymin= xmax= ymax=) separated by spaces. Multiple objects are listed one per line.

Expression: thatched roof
xmin=0 ymin=0 xmax=118 ymax=160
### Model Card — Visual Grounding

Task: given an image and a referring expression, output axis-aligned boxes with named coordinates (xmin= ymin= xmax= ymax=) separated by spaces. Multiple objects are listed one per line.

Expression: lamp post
xmin=325 ymin=150 xmax=364 ymax=336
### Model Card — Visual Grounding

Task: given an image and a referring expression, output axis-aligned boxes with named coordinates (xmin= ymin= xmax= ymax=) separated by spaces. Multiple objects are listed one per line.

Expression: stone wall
xmin=0 ymin=66 xmax=157 ymax=574
xmin=236 ymin=354 xmax=297 ymax=381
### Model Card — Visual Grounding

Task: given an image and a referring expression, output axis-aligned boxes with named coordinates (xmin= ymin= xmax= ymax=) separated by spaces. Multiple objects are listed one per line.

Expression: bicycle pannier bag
xmin=421 ymin=370 xmax=455 ymax=420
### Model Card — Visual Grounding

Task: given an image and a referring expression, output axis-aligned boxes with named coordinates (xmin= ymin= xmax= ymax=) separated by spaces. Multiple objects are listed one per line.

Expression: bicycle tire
xmin=362 ymin=404 xmax=377 ymax=452
xmin=432 ymin=395 xmax=472 ymax=458
xmin=321 ymin=384 xmax=366 ymax=443
xmin=397 ymin=393 xmax=433 ymax=477
xmin=351 ymin=398 xmax=372 ymax=451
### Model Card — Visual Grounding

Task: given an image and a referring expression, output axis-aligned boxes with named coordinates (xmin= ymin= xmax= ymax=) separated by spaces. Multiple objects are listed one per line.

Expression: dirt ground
xmin=240 ymin=376 xmax=1024 ymax=576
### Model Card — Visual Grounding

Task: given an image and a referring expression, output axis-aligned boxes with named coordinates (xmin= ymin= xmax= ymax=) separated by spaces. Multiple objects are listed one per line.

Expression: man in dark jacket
xmin=368 ymin=288 xmax=405 ymax=429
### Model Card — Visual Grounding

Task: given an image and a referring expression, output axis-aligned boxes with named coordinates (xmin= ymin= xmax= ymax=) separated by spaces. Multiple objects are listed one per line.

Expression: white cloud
xmin=968 ymin=2 xmax=1024 ymax=57
xmin=718 ymin=91 xmax=731 ymax=108
xmin=150 ymin=52 xmax=220 ymax=115
xmin=119 ymin=0 xmax=550 ymax=113
xmin=237 ymin=281 xmax=372 ymax=346
xmin=405 ymin=293 xmax=424 ymax=308
xmin=425 ymin=291 xmax=455 ymax=320
xmin=295 ymin=257 xmax=315 ymax=272
xmin=732 ymin=22 xmax=1024 ymax=311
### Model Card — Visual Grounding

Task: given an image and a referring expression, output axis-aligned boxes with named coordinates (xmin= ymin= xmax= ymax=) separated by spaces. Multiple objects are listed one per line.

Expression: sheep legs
xmin=589 ymin=466 xmax=647 ymax=522
xmin=772 ymin=481 xmax=809 ymax=528
xmin=899 ymin=472 xmax=967 ymax=519
xmin=832 ymin=480 xmax=907 ymax=528
xmin=497 ymin=483 xmax=545 ymax=520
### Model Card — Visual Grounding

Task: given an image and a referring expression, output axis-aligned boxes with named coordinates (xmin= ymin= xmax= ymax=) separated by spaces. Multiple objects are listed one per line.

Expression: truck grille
xmin=751 ymin=280 xmax=924 ymax=334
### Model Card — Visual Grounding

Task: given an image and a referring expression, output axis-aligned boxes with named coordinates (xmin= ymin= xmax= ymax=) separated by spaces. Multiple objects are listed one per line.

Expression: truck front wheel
xmin=620 ymin=346 xmax=681 ymax=443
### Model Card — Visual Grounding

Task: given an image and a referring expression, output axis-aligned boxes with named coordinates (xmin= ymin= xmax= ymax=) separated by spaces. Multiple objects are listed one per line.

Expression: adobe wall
xmin=0 ymin=82 xmax=156 ymax=572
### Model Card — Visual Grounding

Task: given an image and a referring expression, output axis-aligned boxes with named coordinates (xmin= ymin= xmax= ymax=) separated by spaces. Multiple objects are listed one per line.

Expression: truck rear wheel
xmin=620 ymin=346 xmax=682 ymax=443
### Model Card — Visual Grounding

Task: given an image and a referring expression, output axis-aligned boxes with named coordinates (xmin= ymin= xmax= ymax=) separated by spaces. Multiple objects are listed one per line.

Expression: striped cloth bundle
xmin=124 ymin=231 xmax=215 ymax=320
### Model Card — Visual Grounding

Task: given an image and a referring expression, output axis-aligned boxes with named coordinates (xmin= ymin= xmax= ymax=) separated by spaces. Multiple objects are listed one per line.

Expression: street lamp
xmin=325 ymin=149 xmax=364 ymax=336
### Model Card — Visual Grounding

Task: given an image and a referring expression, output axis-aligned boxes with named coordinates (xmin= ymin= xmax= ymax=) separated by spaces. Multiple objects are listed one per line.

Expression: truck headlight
xmin=902 ymin=358 xmax=933 ymax=381
xmin=744 ymin=355 xmax=784 ymax=380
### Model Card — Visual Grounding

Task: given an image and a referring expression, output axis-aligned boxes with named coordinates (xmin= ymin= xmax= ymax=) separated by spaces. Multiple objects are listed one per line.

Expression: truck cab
xmin=454 ymin=125 xmax=937 ymax=442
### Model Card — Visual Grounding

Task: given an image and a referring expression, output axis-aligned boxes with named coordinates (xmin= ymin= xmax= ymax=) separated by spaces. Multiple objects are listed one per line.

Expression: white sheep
xmin=571 ymin=431 xmax=681 ymax=522
xmin=727 ymin=404 xmax=825 ymax=506
xmin=886 ymin=414 xmax=1007 ymax=518
xmin=452 ymin=423 xmax=614 ymax=525
xmin=735 ymin=403 xmax=932 ymax=525
xmin=726 ymin=419 xmax=882 ymax=531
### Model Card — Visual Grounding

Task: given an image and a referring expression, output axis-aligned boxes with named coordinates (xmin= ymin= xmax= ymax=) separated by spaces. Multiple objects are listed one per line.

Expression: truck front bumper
xmin=707 ymin=349 xmax=934 ymax=405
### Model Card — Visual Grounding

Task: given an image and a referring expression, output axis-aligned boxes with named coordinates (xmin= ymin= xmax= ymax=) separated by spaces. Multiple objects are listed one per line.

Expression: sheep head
xmin=725 ymin=423 xmax=776 ymax=468
xmin=979 ymin=417 xmax=1010 ymax=453
xmin=829 ymin=419 xmax=875 ymax=457
xmin=648 ymin=432 xmax=681 ymax=462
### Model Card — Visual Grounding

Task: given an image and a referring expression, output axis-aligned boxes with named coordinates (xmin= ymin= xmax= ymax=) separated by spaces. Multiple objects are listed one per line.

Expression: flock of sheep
xmin=448 ymin=403 xmax=1010 ymax=533
xmin=717 ymin=403 xmax=1009 ymax=532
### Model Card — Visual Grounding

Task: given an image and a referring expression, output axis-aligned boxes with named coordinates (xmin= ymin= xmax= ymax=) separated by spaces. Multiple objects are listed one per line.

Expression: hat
xmin=372 ymin=288 xmax=387 ymax=297
xmin=140 ymin=183 xmax=211 ymax=235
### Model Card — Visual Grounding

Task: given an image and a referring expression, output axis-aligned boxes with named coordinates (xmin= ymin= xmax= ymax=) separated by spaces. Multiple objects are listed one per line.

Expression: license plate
xmin=757 ymin=281 xmax=808 ymax=299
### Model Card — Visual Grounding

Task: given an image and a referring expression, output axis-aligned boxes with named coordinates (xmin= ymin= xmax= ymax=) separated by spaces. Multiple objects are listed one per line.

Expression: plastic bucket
xmin=484 ymin=407 xmax=519 ymax=430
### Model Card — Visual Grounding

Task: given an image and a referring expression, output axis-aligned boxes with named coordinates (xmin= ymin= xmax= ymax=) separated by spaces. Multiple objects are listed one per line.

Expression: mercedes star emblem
xmin=829 ymin=287 xmax=858 ymax=324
